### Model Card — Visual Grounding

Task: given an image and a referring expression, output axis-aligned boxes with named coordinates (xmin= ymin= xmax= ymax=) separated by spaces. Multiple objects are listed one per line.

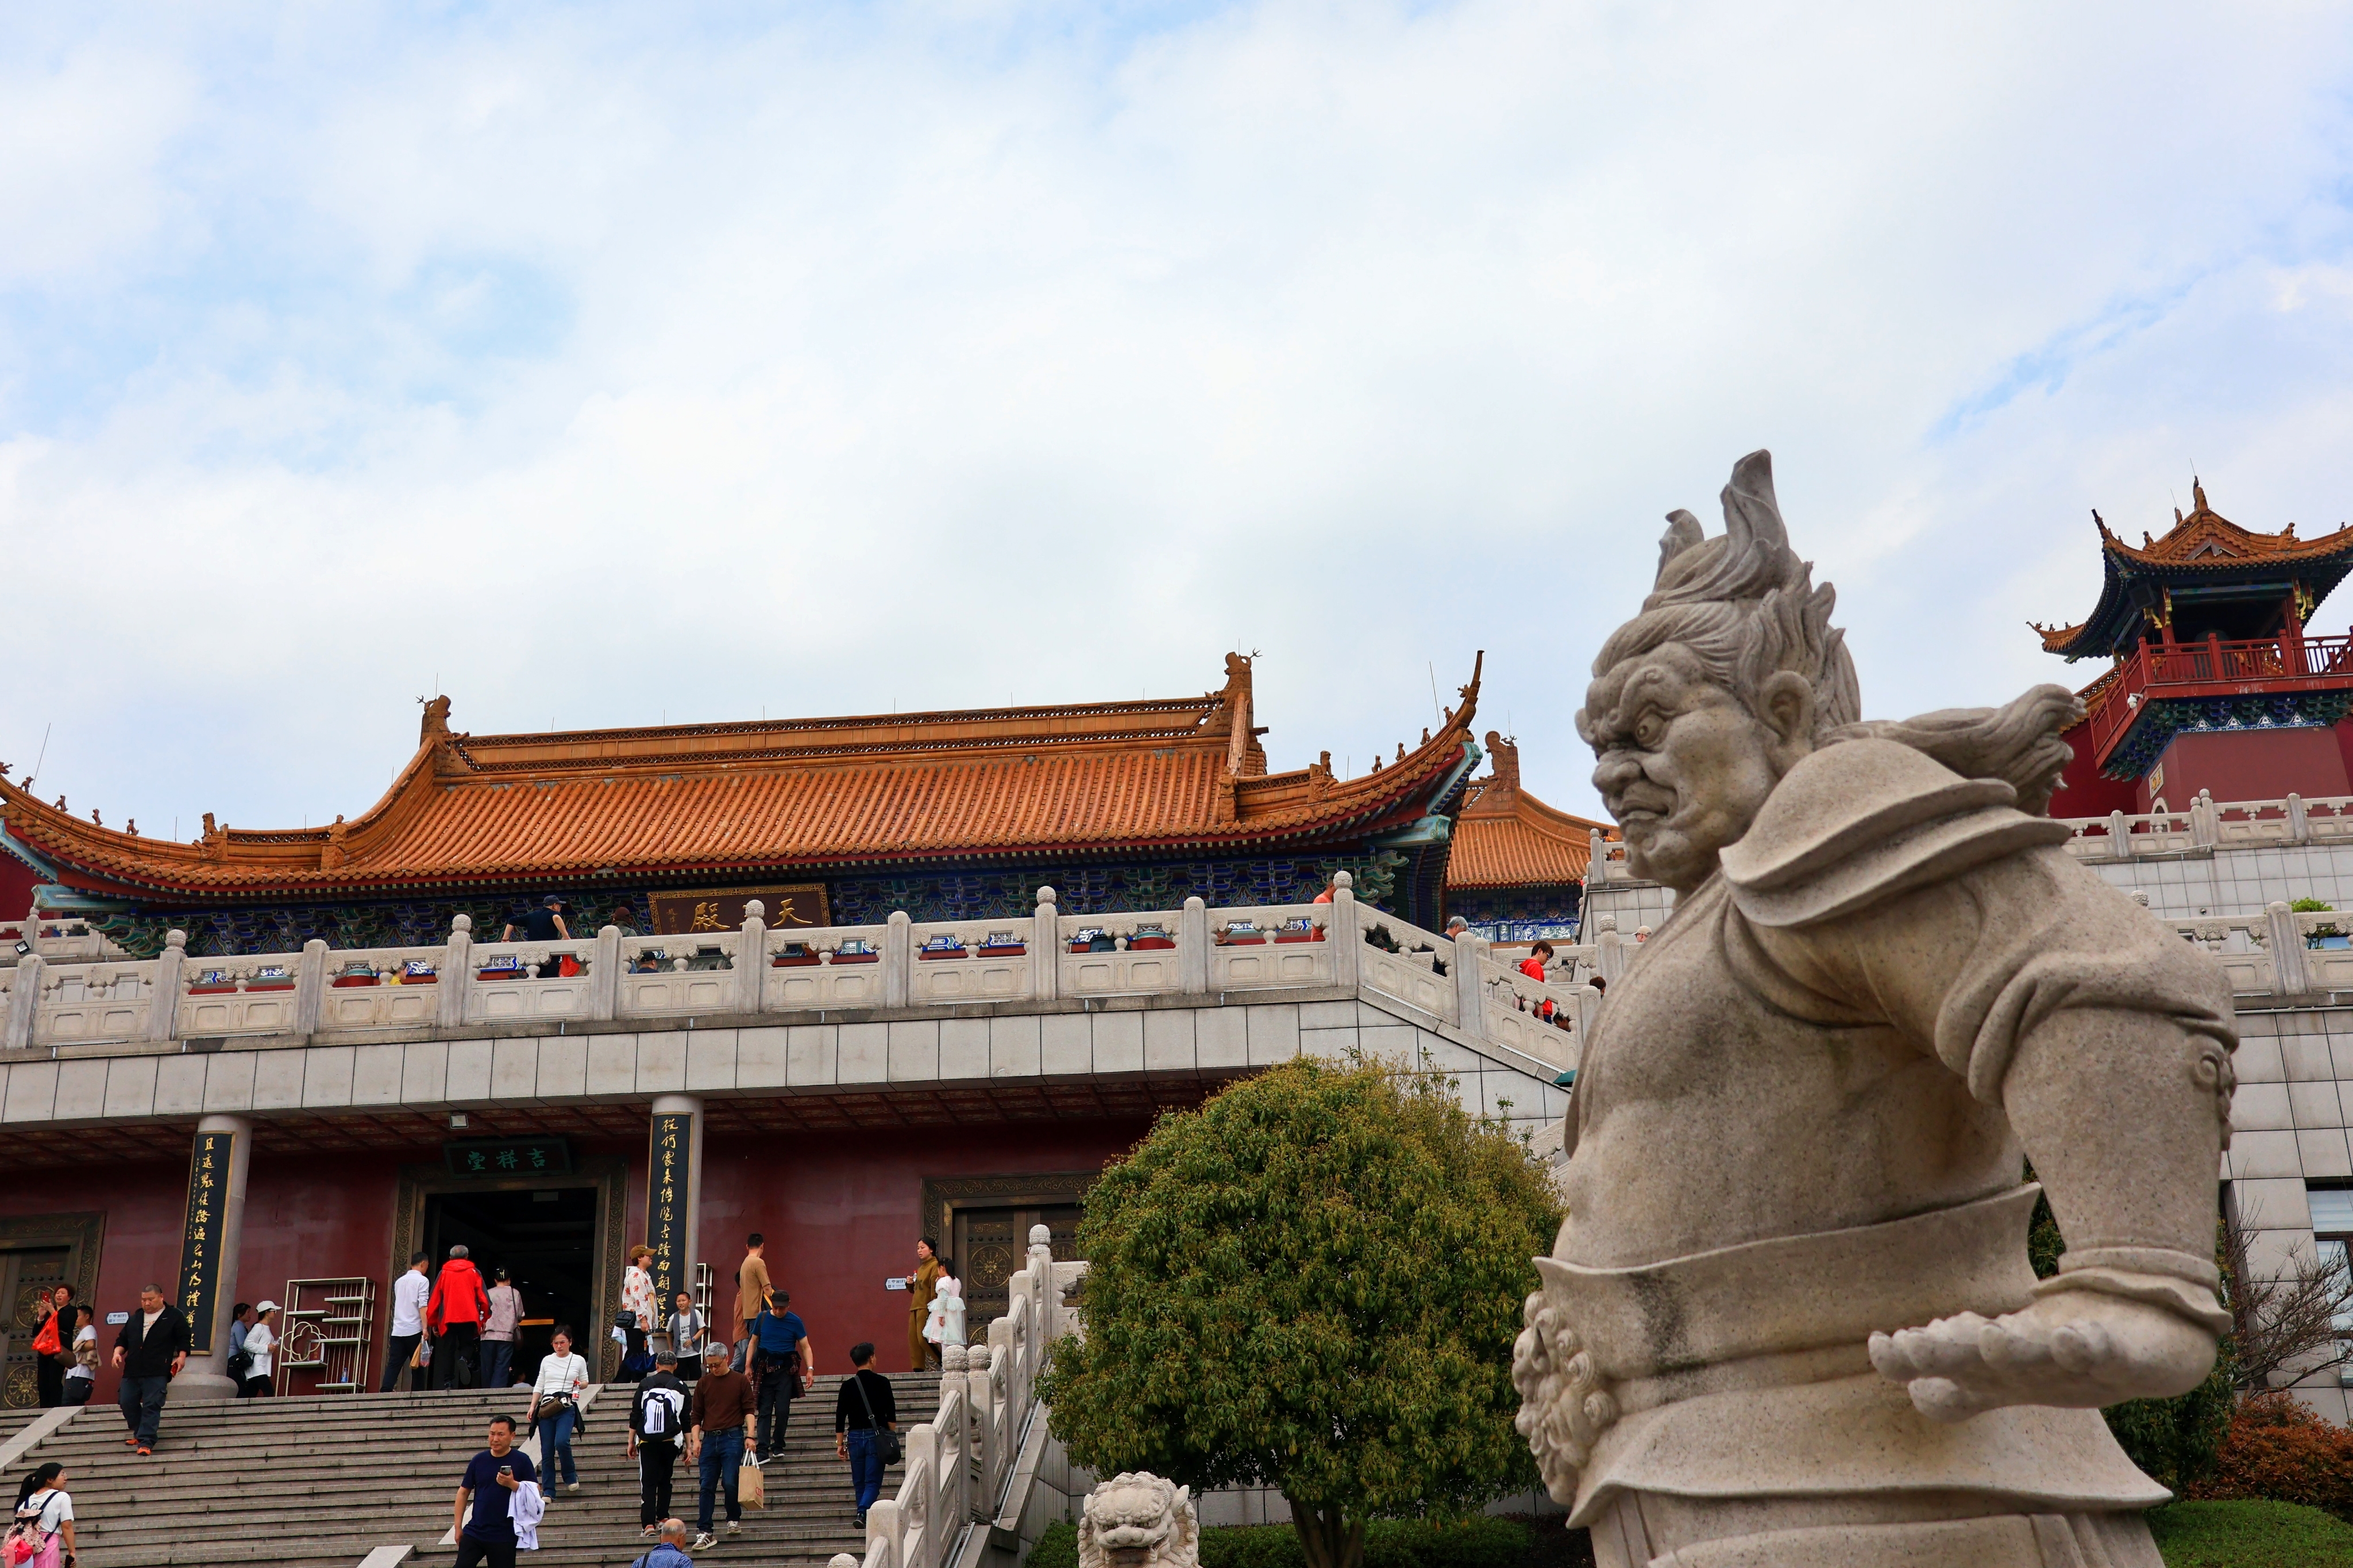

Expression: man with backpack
xmin=628 ymin=1349 xmax=691 ymax=1538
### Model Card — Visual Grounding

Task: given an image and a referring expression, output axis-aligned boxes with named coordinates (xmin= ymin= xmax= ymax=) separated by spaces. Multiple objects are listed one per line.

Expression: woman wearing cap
xmin=240 ymin=1301 xmax=278 ymax=1397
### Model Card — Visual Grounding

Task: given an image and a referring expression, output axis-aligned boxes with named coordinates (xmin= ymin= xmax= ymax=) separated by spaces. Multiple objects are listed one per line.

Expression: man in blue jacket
xmin=751 ymin=1290 xmax=812 ymax=1464
xmin=631 ymin=1516 xmax=695 ymax=1567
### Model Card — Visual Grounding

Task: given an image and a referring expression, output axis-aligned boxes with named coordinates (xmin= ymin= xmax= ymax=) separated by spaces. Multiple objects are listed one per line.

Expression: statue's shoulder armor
xmin=1718 ymin=738 xmax=2072 ymax=928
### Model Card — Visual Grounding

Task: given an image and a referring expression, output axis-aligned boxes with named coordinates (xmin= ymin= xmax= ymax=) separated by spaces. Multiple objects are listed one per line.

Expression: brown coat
xmin=907 ymin=1257 xmax=943 ymax=1369
xmin=734 ymin=1253 xmax=772 ymax=1326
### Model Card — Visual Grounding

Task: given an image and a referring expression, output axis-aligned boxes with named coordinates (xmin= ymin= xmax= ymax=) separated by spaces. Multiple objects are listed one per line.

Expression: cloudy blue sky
xmin=3 ymin=1 xmax=2351 ymax=835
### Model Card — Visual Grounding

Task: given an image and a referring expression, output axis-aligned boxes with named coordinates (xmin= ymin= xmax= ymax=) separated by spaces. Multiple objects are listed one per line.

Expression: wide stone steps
xmin=410 ymin=1373 xmax=946 ymax=1568
xmin=17 ymin=1376 xmax=951 ymax=1567
xmin=27 ymin=1388 xmax=517 ymax=1566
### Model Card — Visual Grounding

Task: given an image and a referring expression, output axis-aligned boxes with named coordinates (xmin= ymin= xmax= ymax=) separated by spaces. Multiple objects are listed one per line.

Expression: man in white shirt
xmin=381 ymin=1251 xmax=433 ymax=1392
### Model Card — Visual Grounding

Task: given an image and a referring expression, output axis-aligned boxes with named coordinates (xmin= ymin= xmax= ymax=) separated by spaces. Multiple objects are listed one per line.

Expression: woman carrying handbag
xmin=526 ymin=1327 xmax=592 ymax=1496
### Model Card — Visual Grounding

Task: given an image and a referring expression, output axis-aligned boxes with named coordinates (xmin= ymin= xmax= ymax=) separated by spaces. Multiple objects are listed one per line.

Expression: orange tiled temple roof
xmin=1444 ymin=732 xmax=1604 ymax=889
xmin=1 ymin=654 xmax=1484 ymax=902
xmin=2034 ymin=480 xmax=2353 ymax=658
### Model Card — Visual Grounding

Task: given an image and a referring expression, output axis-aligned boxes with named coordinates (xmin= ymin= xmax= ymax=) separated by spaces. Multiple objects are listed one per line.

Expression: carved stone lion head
xmin=1077 ymin=1472 xmax=1200 ymax=1568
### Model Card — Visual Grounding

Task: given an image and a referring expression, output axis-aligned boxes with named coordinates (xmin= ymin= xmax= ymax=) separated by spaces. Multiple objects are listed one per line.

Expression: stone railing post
xmin=884 ymin=911 xmax=913 ymax=1009
xmin=738 ymin=901 xmax=767 ymax=1014
xmin=440 ymin=914 xmax=473 ymax=1030
xmin=1589 ymin=828 xmax=1607 ymax=883
xmin=2107 ymin=810 xmax=2131 ymax=861
xmin=2 ymin=953 xmax=40 ymax=1051
xmin=1451 ymin=929 xmax=1488 ymax=1041
xmin=904 ymin=1423 xmax=938 ymax=1568
xmin=591 ymin=924 xmax=622 ymax=1021
xmin=1328 ymin=871 xmax=1361 ymax=990
xmin=1595 ymin=915 xmax=1626 ymax=984
xmin=293 ymin=938 xmax=329 ymax=1037
xmin=1032 ymin=888 xmax=1059 ymax=1002
xmin=1574 ymin=982 xmax=1602 ymax=1047
xmin=2268 ymin=900 xmax=2312 ymax=997
xmin=866 ymin=1498 xmax=902 ymax=1568
xmin=144 ymin=929 xmax=187 ymax=1042
xmin=2289 ymin=792 xmax=2312 ymax=845
xmin=2191 ymin=790 xmax=2218 ymax=848
xmin=1178 ymin=897 xmax=1209 ymax=994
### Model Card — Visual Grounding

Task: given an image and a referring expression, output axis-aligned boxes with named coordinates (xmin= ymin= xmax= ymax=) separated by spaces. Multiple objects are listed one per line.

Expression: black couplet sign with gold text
xmin=646 ymin=885 xmax=829 ymax=937
xmin=178 ymin=1130 xmax=233 ymax=1351
xmin=646 ymin=1112 xmax=693 ymax=1307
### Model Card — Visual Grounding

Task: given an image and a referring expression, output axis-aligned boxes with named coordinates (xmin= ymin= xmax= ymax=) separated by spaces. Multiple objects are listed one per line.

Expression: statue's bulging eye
xmin=1633 ymin=715 xmax=1666 ymax=748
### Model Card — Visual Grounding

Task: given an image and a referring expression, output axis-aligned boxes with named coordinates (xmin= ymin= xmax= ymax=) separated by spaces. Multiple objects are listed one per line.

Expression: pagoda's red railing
xmin=2082 ymin=632 xmax=2353 ymax=768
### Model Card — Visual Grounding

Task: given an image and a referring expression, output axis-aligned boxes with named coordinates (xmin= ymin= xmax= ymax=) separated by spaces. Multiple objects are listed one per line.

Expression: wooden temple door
xmin=0 ymin=1247 xmax=70 ymax=1408
xmin=951 ymin=1204 xmax=1082 ymax=1327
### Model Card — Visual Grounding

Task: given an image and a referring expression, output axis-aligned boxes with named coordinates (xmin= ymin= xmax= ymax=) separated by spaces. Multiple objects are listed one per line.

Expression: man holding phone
xmin=452 ymin=1414 xmax=538 ymax=1568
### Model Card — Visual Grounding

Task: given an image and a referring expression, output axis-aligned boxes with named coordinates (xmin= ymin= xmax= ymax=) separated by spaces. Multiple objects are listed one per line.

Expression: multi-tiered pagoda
xmin=2035 ymin=482 xmax=2353 ymax=814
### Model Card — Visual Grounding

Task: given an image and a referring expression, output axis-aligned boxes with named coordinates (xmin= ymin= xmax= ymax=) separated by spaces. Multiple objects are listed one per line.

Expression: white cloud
xmin=2 ymin=0 xmax=2352 ymax=838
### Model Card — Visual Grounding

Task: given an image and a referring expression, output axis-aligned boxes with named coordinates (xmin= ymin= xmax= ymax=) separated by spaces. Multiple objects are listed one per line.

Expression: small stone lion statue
xmin=1077 ymin=1472 xmax=1200 ymax=1568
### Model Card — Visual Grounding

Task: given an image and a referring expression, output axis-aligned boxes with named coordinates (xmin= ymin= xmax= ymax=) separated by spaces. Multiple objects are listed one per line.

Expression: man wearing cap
xmin=502 ymin=895 xmax=572 ymax=944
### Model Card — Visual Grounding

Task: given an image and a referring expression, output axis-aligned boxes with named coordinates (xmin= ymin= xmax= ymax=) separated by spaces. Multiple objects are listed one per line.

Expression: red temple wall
xmin=0 ymin=1159 xmax=185 ymax=1406
xmin=0 ymin=854 xmax=34 ymax=922
xmin=694 ymin=1119 xmax=1151 ymax=1373
xmin=2136 ymin=727 xmax=2353 ymax=813
xmin=2 ymin=1116 xmax=1147 ymax=1400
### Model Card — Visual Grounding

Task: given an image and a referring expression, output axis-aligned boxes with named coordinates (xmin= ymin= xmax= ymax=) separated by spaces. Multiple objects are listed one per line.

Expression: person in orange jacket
xmin=1519 ymin=941 xmax=1557 ymax=1019
xmin=427 ymin=1244 xmax=493 ymax=1391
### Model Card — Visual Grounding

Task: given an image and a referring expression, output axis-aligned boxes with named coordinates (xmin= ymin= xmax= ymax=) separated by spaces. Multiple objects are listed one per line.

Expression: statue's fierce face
xmin=1580 ymin=646 xmax=1815 ymax=894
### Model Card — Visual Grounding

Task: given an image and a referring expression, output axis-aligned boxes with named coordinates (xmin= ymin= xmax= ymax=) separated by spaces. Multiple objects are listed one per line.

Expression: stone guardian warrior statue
xmin=1513 ymin=451 xmax=2235 ymax=1567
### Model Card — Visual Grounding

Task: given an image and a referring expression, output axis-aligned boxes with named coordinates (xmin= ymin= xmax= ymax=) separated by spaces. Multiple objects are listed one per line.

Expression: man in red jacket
xmin=427 ymin=1245 xmax=492 ymax=1391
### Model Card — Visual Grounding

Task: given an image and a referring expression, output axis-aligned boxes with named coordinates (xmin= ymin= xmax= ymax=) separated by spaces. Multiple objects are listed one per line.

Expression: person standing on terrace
xmin=502 ymin=895 xmax=570 ymax=944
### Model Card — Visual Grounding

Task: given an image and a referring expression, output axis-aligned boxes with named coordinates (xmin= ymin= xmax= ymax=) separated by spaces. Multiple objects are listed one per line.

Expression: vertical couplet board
xmin=646 ymin=1111 xmax=693 ymax=1307
xmin=178 ymin=1129 xmax=233 ymax=1352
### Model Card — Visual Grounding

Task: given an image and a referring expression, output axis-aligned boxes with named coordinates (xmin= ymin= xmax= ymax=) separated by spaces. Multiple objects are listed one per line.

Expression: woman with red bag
xmin=28 ymin=1288 xmax=71 ymax=1409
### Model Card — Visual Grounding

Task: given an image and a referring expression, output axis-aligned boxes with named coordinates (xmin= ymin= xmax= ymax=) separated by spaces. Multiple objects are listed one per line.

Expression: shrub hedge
xmin=2186 ymin=1391 xmax=2353 ymax=1521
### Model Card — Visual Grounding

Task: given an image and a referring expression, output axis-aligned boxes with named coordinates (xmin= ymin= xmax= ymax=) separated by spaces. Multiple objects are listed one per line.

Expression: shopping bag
xmin=737 ymin=1454 xmax=766 ymax=1511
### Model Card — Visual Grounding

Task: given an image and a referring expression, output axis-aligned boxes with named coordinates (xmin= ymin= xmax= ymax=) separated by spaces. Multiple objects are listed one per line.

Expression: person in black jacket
xmin=627 ymin=1350 xmax=691 ymax=1536
xmin=833 ymin=1342 xmax=898 ymax=1528
xmin=111 ymin=1284 xmax=193 ymax=1455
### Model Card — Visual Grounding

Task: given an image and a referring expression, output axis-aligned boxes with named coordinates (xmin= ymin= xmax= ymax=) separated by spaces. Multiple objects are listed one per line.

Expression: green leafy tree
xmin=1039 ymin=1057 xmax=1560 ymax=1568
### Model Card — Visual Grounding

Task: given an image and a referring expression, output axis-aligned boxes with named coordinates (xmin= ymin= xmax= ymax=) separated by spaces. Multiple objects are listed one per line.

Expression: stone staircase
xmin=10 ymin=1375 xmax=943 ymax=1568
xmin=410 ymin=1373 xmax=942 ymax=1568
xmin=19 ymin=1387 xmax=516 ymax=1567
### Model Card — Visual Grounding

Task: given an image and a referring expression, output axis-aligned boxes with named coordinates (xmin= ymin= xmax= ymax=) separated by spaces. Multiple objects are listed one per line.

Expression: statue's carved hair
xmin=1591 ymin=450 xmax=1861 ymax=740
xmin=1591 ymin=450 xmax=2082 ymax=815
xmin=1830 ymin=685 xmax=2085 ymax=817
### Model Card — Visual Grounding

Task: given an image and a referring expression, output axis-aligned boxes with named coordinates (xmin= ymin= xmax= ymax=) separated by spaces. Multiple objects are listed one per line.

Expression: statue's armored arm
xmin=1728 ymin=745 xmax=2235 ymax=1420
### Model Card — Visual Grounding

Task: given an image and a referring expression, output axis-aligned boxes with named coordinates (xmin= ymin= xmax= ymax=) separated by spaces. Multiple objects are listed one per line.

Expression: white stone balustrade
xmin=0 ymin=875 xmax=1628 ymax=1065
xmin=2057 ymin=790 xmax=2353 ymax=860
xmin=865 ymin=1225 xmax=1082 ymax=1568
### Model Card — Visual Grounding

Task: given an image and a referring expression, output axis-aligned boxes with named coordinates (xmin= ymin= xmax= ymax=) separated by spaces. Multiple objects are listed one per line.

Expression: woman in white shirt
xmin=527 ymin=1326 xmax=591 ymax=1492
xmin=620 ymin=1245 xmax=657 ymax=1377
xmin=241 ymin=1302 xmax=278 ymax=1398
xmin=10 ymin=1462 xmax=76 ymax=1566
xmin=61 ymin=1308 xmax=98 ymax=1407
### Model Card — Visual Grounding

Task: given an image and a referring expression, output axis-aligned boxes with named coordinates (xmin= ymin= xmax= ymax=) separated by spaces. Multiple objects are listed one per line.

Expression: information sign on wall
xmin=646 ymin=886 xmax=829 ymax=936
xmin=443 ymin=1137 xmax=573 ymax=1177
xmin=177 ymin=1130 xmax=233 ymax=1351
xmin=646 ymin=1111 xmax=693 ymax=1306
